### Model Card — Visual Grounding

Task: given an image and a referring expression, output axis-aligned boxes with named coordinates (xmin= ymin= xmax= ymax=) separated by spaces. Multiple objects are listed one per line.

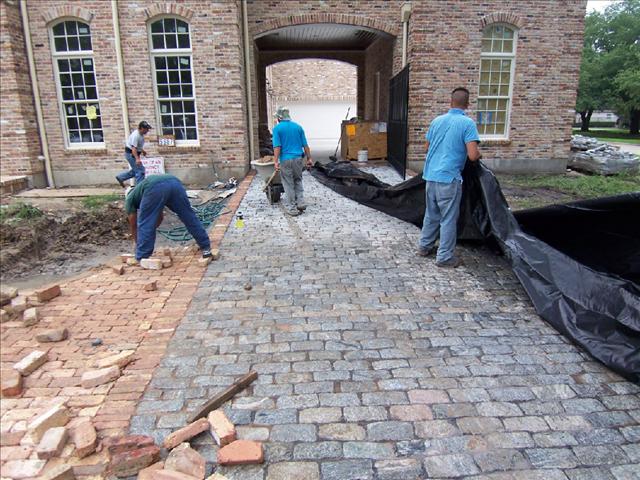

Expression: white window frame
xmin=148 ymin=16 xmax=199 ymax=147
xmin=477 ymin=23 xmax=517 ymax=141
xmin=49 ymin=19 xmax=105 ymax=149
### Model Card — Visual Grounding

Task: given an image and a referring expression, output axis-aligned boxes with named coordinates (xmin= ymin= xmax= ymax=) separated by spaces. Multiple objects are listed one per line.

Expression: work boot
xmin=436 ymin=257 xmax=463 ymax=268
xmin=202 ymin=249 xmax=212 ymax=259
xmin=297 ymin=202 xmax=307 ymax=212
xmin=285 ymin=208 xmax=300 ymax=217
xmin=417 ymin=247 xmax=434 ymax=257
xmin=116 ymin=176 xmax=125 ymax=188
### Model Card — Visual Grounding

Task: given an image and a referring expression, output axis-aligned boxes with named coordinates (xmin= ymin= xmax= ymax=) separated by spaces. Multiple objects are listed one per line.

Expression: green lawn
xmin=572 ymin=128 xmax=640 ymax=145
xmin=503 ymin=172 xmax=640 ymax=199
xmin=81 ymin=194 xmax=121 ymax=209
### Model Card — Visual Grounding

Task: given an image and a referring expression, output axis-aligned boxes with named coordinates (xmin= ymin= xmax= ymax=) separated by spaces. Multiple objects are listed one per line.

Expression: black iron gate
xmin=387 ymin=65 xmax=409 ymax=179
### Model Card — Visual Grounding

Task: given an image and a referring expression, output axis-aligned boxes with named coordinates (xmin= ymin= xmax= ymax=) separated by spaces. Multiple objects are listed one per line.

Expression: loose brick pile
xmin=0 ymin=175 xmax=252 ymax=479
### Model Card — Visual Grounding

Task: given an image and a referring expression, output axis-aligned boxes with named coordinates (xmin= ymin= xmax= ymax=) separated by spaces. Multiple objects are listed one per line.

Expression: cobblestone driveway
xmin=133 ymin=167 xmax=640 ymax=480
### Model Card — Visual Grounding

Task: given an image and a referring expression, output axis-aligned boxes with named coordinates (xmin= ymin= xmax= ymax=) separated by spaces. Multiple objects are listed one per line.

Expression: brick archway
xmin=252 ymin=12 xmax=400 ymax=39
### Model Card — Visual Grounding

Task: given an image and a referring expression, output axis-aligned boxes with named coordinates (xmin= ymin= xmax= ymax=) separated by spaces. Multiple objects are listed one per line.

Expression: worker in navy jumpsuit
xmin=125 ymin=174 xmax=211 ymax=260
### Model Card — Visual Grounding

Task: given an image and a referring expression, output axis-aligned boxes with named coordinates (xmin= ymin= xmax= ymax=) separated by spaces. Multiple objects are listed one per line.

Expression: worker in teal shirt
xmin=125 ymin=174 xmax=211 ymax=260
xmin=418 ymin=87 xmax=482 ymax=268
xmin=272 ymin=106 xmax=313 ymax=216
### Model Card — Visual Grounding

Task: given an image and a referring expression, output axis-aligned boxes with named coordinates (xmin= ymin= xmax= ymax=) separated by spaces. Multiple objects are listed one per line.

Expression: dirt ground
xmin=497 ymin=179 xmax=578 ymax=211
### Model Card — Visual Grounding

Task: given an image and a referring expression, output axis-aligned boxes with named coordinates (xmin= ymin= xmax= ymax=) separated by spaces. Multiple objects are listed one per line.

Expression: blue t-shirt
xmin=272 ymin=120 xmax=308 ymax=161
xmin=422 ymin=108 xmax=480 ymax=183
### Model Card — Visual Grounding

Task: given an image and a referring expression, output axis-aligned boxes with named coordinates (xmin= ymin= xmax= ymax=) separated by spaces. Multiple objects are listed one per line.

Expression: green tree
xmin=577 ymin=0 xmax=640 ymax=133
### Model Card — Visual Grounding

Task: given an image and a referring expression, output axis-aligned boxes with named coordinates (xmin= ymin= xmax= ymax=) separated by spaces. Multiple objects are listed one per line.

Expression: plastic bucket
xmin=357 ymin=150 xmax=368 ymax=162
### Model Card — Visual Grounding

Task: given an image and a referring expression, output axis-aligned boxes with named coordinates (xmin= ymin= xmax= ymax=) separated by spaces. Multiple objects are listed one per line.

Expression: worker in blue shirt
xmin=418 ymin=87 xmax=482 ymax=268
xmin=124 ymin=174 xmax=212 ymax=261
xmin=272 ymin=107 xmax=313 ymax=216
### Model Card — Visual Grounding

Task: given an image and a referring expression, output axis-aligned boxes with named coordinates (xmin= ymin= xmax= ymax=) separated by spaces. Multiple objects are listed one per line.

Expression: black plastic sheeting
xmin=311 ymin=161 xmax=640 ymax=383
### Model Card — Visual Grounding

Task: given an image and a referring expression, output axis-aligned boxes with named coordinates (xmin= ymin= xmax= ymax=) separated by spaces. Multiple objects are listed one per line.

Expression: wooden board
xmin=341 ymin=121 xmax=387 ymax=160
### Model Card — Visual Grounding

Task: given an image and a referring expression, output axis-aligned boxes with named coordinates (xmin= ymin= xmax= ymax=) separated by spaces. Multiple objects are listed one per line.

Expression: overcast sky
xmin=586 ymin=0 xmax=618 ymax=13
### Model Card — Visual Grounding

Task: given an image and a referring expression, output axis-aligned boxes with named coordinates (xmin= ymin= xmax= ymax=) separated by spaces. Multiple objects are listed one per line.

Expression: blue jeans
xmin=136 ymin=177 xmax=211 ymax=260
xmin=116 ymin=151 xmax=145 ymax=184
xmin=418 ymin=180 xmax=463 ymax=262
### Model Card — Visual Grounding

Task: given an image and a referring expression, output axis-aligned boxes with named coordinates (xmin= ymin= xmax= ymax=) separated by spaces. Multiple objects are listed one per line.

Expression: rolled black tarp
xmin=310 ymin=161 xmax=640 ymax=383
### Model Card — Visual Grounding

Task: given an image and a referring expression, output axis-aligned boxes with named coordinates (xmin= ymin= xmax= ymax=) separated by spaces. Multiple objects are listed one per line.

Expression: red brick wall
xmin=406 ymin=1 xmax=587 ymax=171
xmin=20 ymin=1 xmax=248 ymax=185
xmin=0 ymin=0 xmax=43 ymax=183
xmin=269 ymin=59 xmax=357 ymax=101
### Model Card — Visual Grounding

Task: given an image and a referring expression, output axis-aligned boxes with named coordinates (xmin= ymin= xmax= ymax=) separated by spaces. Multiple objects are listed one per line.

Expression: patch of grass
xmin=504 ymin=172 xmax=640 ymax=199
xmin=81 ymin=194 xmax=121 ymax=210
xmin=572 ymin=128 xmax=640 ymax=144
xmin=0 ymin=203 xmax=44 ymax=223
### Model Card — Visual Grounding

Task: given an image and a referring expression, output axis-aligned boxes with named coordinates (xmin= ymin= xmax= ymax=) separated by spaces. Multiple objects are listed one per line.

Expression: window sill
xmin=157 ymin=145 xmax=201 ymax=153
xmin=65 ymin=146 xmax=108 ymax=154
xmin=481 ymin=139 xmax=512 ymax=146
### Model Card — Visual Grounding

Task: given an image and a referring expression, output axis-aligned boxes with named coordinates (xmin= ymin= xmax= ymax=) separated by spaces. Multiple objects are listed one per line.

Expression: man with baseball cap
xmin=272 ymin=106 xmax=313 ymax=216
xmin=116 ymin=121 xmax=152 ymax=187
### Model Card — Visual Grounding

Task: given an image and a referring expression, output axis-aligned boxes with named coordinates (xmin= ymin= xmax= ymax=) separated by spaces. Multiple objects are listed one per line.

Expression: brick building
xmin=0 ymin=0 xmax=586 ymax=187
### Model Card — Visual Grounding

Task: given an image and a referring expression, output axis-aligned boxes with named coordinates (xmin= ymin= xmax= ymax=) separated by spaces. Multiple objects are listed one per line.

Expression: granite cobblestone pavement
xmin=134 ymin=167 xmax=640 ymax=480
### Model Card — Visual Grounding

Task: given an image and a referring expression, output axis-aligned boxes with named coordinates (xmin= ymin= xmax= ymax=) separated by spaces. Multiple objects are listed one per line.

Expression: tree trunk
xmin=580 ymin=109 xmax=593 ymax=132
xmin=629 ymin=109 xmax=639 ymax=135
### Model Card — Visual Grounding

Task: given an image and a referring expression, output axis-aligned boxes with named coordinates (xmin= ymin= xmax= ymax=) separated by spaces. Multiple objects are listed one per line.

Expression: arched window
xmin=50 ymin=20 xmax=103 ymax=146
xmin=149 ymin=17 xmax=198 ymax=144
xmin=477 ymin=24 xmax=517 ymax=139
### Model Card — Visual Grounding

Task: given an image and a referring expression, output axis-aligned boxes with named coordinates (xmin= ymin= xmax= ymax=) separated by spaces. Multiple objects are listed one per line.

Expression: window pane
xmin=70 ymin=59 xmax=81 ymax=71
xmin=55 ymin=37 xmax=67 ymax=52
xmin=79 ymin=117 xmax=90 ymax=129
xmin=165 ymin=18 xmax=176 ymax=33
xmin=78 ymin=24 xmax=89 ymax=35
xmin=178 ymin=34 xmax=190 ymax=49
xmin=67 ymin=117 xmax=78 ymax=129
xmin=185 ymin=114 xmax=196 ymax=127
xmin=81 ymin=131 xmax=92 ymax=142
xmin=180 ymin=70 xmax=192 ymax=83
xmin=169 ymin=70 xmax=180 ymax=83
xmin=155 ymin=56 xmax=166 ymax=69
xmin=62 ymin=88 xmax=74 ymax=100
xmin=165 ymin=35 xmax=177 ymax=49
xmin=70 ymin=131 xmax=81 ymax=143
xmin=479 ymin=85 xmax=489 ymax=96
xmin=86 ymin=87 xmax=97 ymax=99
xmin=93 ymin=131 xmax=103 ymax=142
xmin=152 ymin=35 xmax=164 ymax=50
xmin=173 ymin=102 xmax=183 ymax=113
xmin=60 ymin=74 xmax=71 ymax=86
xmin=157 ymin=71 xmax=168 ymax=84
xmin=158 ymin=85 xmax=169 ymax=97
xmin=176 ymin=20 xmax=189 ymax=33
xmin=170 ymin=85 xmax=181 ymax=97
xmin=174 ymin=128 xmax=185 ymax=140
xmin=182 ymin=85 xmax=192 ymax=97
xmin=84 ymin=73 xmax=96 ymax=85
xmin=53 ymin=23 xmax=65 ymax=36
xmin=167 ymin=57 xmax=178 ymax=69
xmin=72 ymin=73 xmax=83 ymax=86
xmin=66 ymin=21 xmax=77 ymax=35
xmin=186 ymin=128 xmax=197 ymax=140
xmin=162 ymin=115 xmax=173 ymax=127
xmin=58 ymin=59 xmax=70 ymax=72
xmin=179 ymin=57 xmax=190 ymax=69
xmin=184 ymin=101 xmax=195 ymax=113
xmin=151 ymin=20 xmax=163 ymax=33
xmin=481 ymin=39 xmax=491 ymax=52
xmin=503 ymin=40 xmax=513 ymax=53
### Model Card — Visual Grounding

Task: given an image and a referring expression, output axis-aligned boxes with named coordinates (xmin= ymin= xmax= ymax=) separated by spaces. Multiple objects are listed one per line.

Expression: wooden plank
xmin=188 ymin=371 xmax=258 ymax=423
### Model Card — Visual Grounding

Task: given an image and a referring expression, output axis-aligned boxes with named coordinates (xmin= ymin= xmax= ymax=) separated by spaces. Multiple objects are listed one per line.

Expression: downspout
xmin=111 ymin=0 xmax=129 ymax=136
xmin=20 ymin=0 xmax=55 ymax=187
xmin=401 ymin=3 xmax=412 ymax=68
xmin=241 ymin=0 xmax=255 ymax=163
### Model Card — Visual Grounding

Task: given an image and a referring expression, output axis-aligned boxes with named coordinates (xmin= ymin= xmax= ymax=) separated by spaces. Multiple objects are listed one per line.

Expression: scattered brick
xmin=96 ymin=350 xmax=135 ymax=369
xmin=207 ymin=474 xmax=229 ymax=480
xmin=208 ymin=410 xmax=236 ymax=447
xmin=210 ymin=249 xmax=220 ymax=260
xmin=109 ymin=445 xmax=161 ymax=477
xmin=126 ymin=257 xmax=139 ymax=266
xmin=36 ymin=328 xmax=69 ymax=343
xmin=140 ymin=258 xmax=163 ymax=270
xmin=36 ymin=426 xmax=68 ymax=459
xmin=0 ymin=285 xmax=18 ymax=305
xmin=144 ymin=281 xmax=158 ymax=291
xmin=198 ymin=256 xmax=212 ymax=266
xmin=28 ymin=403 xmax=69 ymax=442
xmin=120 ymin=253 xmax=135 ymax=263
xmin=103 ymin=434 xmax=155 ymax=455
xmin=22 ymin=307 xmax=39 ymax=327
xmin=1 ymin=369 xmax=23 ymax=397
xmin=14 ymin=350 xmax=48 ymax=375
xmin=113 ymin=264 xmax=125 ymax=275
xmin=162 ymin=257 xmax=173 ymax=268
xmin=8 ymin=295 xmax=29 ymax=314
xmin=163 ymin=418 xmax=210 ymax=450
xmin=81 ymin=365 xmax=120 ymax=388
xmin=40 ymin=464 xmax=75 ymax=480
xmin=35 ymin=284 xmax=61 ymax=302
xmin=217 ymin=440 xmax=264 ymax=466
xmin=1 ymin=459 xmax=47 ymax=479
xmin=151 ymin=471 xmax=200 ymax=480
xmin=164 ymin=442 xmax=206 ymax=479
xmin=160 ymin=247 xmax=173 ymax=257
xmin=73 ymin=420 xmax=97 ymax=458
xmin=138 ymin=461 xmax=164 ymax=480
xmin=0 ymin=307 xmax=10 ymax=322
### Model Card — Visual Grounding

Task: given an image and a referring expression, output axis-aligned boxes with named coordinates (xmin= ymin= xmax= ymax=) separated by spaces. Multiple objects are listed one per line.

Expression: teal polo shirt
xmin=423 ymin=108 xmax=480 ymax=183
xmin=272 ymin=120 xmax=308 ymax=161
xmin=124 ymin=174 xmax=174 ymax=214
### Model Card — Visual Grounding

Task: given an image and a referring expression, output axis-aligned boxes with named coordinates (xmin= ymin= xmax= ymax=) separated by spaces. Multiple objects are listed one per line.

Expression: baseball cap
xmin=138 ymin=121 xmax=153 ymax=129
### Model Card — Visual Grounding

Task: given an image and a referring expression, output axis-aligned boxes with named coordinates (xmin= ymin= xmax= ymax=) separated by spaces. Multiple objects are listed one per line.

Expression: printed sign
xmin=141 ymin=156 xmax=165 ymax=176
xmin=86 ymin=105 xmax=97 ymax=120
xmin=158 ymin=134 xmax=176 ymax=147
xmin=346 ymin=124 xmax=356 ymax=136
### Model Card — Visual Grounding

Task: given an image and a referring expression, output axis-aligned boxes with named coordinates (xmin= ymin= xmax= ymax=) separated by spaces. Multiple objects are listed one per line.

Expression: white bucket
xmin=357 ymin=150 xmax=368 ymax=162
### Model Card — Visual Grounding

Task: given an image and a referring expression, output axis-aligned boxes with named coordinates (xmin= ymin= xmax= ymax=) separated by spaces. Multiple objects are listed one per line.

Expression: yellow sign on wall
xmin=346 ymin=124 xmax=356 ymax=137
xmin=86 ymin=106 xmax=97 ymax=120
